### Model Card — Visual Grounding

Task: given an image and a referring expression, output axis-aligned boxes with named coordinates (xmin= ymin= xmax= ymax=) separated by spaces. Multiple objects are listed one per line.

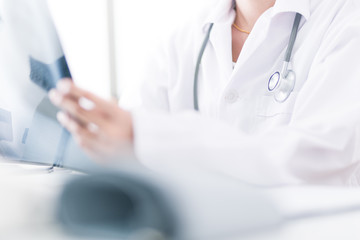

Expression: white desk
xmin=1 ymin=159 xmax=360 ymax=240
xmin=244 ymin=205 xmax=360 ymax=240
xmin=0 ymin=159 xmax=81 ymax=239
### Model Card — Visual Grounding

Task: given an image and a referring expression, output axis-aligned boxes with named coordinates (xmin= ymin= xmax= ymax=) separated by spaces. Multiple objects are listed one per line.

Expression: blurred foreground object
xmin=2 ymin=160 xmax=360 ymax=239
xmin=57 ymin=167 xmax=281 ymax=240
xmin=57 ymin=166 xmax=360 ymax=240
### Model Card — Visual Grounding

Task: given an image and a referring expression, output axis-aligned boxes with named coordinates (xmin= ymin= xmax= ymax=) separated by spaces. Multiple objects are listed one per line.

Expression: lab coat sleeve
xmin=132 ymin=15 xmax=360 ymax=186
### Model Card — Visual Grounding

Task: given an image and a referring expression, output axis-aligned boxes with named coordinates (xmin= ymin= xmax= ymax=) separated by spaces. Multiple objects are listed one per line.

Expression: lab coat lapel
xmin=232 ymin=12 xmax=271 ymax=76
xmin=272 ymin=0 xmax=310 ymax=20
xmin=209 ymin=23 xmax=233 ymax=82
xmin=232 ymin=0 xmax=310 ymax=77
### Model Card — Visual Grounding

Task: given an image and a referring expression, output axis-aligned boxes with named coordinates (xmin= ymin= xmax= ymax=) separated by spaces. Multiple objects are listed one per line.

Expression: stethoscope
xmin=194 ymin=13 xmax=302 ymax=111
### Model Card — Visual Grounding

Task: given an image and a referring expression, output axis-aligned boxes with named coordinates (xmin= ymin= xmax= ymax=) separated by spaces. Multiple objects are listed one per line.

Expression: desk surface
xmin=0 ymin=159 xmax=81 ymax=239
xmin=1 ymin=159 xmax=360 ymax=240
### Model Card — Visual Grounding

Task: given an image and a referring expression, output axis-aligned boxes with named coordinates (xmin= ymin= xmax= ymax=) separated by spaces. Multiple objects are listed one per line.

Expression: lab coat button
xmin=224 ymin=90 xmax=239 ymax=103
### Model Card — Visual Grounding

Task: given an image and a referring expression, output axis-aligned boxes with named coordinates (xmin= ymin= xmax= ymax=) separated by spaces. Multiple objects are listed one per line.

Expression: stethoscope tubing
xmin=193 ymin=13 xmax=302 ymax=111
xmin=193 ymin=23 xmax=214 ymax=111
xmin=284 ymin=13 xmax=302 ymax=64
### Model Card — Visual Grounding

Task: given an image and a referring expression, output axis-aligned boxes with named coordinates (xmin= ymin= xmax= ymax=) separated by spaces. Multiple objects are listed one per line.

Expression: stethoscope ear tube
xmin=274 ymin=69 xmax=296 ymax=103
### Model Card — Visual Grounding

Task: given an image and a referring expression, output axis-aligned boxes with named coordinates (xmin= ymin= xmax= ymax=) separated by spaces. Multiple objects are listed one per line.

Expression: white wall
xmin=48 ymin=0 xmax=209 ymax=108
xmin=115 ymin=0 xmax=207 ymax=108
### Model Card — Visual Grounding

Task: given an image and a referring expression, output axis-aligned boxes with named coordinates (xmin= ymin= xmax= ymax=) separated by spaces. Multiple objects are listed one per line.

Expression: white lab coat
xmin=132 ymin=0 xmax=360 ymax=186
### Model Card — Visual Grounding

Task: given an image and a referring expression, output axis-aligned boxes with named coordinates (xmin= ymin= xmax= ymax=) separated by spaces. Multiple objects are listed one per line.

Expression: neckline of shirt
xmin=202 ymin=0 xmax=310 ymax=31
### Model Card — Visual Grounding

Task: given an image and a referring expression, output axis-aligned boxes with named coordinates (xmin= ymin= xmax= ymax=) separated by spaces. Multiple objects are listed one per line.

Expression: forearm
xmin=133 ymin=108 xmax=360 ymax=186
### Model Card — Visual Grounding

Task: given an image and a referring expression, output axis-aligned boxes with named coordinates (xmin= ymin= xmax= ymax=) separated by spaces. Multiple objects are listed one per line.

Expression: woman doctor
xmin=49 ymin=0 xmax=360 ymax=186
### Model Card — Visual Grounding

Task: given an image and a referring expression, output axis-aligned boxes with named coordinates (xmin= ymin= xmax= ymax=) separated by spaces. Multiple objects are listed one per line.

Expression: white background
xmin=48 ymin=0 xmax=212 ymax=108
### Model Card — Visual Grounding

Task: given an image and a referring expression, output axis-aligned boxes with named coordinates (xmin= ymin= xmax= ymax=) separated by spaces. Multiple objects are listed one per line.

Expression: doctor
xmin=49 ymin=0 xmax=360 ymax=185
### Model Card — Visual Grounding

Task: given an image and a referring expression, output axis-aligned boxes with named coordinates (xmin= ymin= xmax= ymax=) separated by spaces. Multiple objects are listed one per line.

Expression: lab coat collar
xmin=202 ymin=0 xmax=310 ymax=32
xmin=272 ymin=0 xmax=311 ymax=21
xmin=202 ymin=0 xmax=235 ymax=32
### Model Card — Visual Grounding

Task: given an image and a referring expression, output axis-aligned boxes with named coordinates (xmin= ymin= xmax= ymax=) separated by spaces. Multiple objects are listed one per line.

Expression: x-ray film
xmin=0 ymin=0 xmax=95 ymax=171
xmin=1 ymin=0 xmax=71 ymax=91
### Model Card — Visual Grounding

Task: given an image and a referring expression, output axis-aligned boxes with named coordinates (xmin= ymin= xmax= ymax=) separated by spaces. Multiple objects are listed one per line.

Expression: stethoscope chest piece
xmin=266 ymin=12 xmax=302 ymax=103
xmin=268 ymin=69 xmax=296 ymax=103
xmin=268 ymin=72 xmax=281 ymax=91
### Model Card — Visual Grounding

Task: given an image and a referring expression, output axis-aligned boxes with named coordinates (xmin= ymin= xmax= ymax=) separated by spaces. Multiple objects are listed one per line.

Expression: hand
xmin=49 ymin=79 xmax=134 ymax=162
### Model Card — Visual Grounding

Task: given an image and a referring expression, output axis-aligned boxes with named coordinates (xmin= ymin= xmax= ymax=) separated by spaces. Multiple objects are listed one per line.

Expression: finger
xmin=57 ymin=79 xmax=116 ymax=111
xmin=73 ymin=135 xmax=99 ymax=155
xmin=50 ymin=89 xmax=110 ymax=126
xmin=71 ymin=129 xmax=111 ymax=161
xmin=57 ymin=112 xmax=98 ymax=141
xmin=50 ymin=90 xmax=90 ymax=125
